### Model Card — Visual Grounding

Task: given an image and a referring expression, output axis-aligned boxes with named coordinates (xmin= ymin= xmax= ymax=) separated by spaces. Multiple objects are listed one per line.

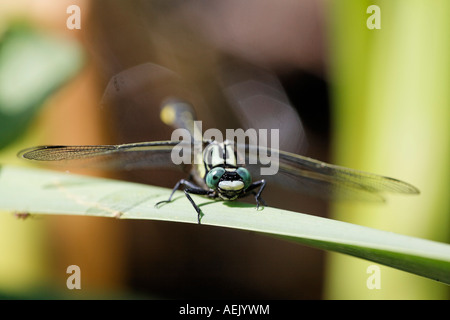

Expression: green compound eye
xmin=205 ymin=167 xmax=226 ymax=189
xmin=236 ymin=167 xmax=252 ymax=189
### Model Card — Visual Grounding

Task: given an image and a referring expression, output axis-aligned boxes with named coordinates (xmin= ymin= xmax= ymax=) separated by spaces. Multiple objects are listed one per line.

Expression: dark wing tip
xmin=383 ymin=176 xmax=421 ymax=195
xmin=17 ymin=145 xmax=65 ymax=160
xmin=17 ymin=145 xmax=117 ymax=161
xmin=404 ymin=183 xmax=420 ymax=195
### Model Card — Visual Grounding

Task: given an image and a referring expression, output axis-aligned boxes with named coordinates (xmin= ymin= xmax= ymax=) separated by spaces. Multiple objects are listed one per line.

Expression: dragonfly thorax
xmin=202 ymin=141 xmax=237 ymax=172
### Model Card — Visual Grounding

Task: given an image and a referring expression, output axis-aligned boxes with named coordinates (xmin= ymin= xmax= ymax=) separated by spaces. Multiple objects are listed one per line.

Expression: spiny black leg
xmin=254 ymin=179 xmax=266 ymax=209
xmin=245 ymin=179 xmax=266 ymax=209
xmin=155 ymin=179 xmax=203 ymax=207
xmin=155 ymin=179 xmax=213 ymax=224
xmin=184 ymin=190 xmax=203 ymax=224
xmin=184 ymin=187 xmax=215 ymax=224
xmin=251 ymin=191 xmax=267 ymax=207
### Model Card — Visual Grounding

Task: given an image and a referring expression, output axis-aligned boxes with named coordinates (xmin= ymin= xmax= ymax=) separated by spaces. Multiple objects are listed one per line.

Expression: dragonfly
xmin=18 ymin=98 xmax=420 ymax=224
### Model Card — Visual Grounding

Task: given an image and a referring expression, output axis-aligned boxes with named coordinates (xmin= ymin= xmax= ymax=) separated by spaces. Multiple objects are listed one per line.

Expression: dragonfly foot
xmin=254 ymin=196 xmax=267 ymax=211
xmin=197 ymin=211 xmax=204 ymax=224
xmin=155 ymin=200 xmax=171 ymax=208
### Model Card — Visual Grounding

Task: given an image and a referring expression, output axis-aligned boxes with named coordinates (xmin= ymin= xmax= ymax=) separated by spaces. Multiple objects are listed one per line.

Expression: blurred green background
xmin=0 ymin=0 xmax=448 ymax=299
xmin=325 ymin=0 xmax=449 ymax=299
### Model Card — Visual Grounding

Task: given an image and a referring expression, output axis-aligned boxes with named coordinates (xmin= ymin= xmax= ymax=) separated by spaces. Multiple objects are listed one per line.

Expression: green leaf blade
xmin=0 ymin=165 xmax=449 ymax=284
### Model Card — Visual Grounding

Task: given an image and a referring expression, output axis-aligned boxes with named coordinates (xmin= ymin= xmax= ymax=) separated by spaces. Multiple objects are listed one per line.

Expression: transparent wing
xmin=18 ymin=140 xmax=189 ymax=171
xmin=240 ymin=144 xmax=420 ymax=202
xmin=19 ymin=140 xmax=420 ymax=202
xmin=219 ymin=60 xmax=307 ymax=154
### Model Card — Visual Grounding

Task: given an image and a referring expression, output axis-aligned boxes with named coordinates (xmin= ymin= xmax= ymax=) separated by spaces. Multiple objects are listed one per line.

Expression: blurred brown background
xmin=1 ymin=0 xmax=448 ymax=300
xmin=23 ymin=0 xmax=330 ymax=299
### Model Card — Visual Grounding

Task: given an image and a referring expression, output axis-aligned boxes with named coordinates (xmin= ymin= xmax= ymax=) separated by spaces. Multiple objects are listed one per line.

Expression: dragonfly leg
xmin=245 ymin=179 xmax=266 ymax=210
xmin=155 ymin=179 xmax=200 ymax=207
xmin=251 ymin=191 xmax=267 ymax=207
xmin=155 ymin=179 xmax=211 ymax=224
xmin=183 ymin=188 xmax=211 ymax=224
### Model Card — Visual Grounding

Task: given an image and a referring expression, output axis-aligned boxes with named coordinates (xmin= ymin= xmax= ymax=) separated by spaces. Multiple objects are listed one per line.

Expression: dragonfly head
xmin=205 ymin=166 xmax=252 ymax=200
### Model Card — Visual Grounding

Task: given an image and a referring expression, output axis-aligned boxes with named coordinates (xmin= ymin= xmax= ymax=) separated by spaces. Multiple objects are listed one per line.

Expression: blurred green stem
xmin=326 ymin=0 xmax=450 ymax=299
